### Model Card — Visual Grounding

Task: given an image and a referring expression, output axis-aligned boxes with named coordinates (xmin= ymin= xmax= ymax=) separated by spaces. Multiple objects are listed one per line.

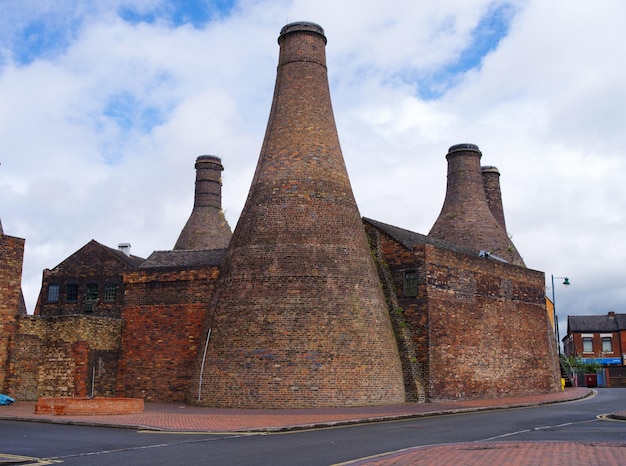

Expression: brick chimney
xmin=191 ymin=22 xmax=405 ymax=408
xmin=481 ymin=166 xmax=507 ymax=232
xmin=174 ymin=155 xmax=232 ymax=250
xmin=429 ymin=144 xmax=524 ymax=266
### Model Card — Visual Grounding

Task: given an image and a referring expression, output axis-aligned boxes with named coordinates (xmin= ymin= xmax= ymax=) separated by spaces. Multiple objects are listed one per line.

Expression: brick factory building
xmin=0 ymin=22 xmax=560 ymax=406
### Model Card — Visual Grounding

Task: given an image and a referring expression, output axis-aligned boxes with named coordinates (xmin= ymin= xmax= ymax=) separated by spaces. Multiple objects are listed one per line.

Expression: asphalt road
xmin=1 ymin=388 xmax=625 ymax=465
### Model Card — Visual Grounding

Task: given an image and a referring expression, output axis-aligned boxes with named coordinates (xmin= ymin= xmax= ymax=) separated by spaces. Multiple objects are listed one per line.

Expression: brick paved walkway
xmin=0 ymin=388 xmax=591 ymax=432
xmin=344 ymin=441 xmax=626 ymax=465
xmin=2 ymin=388 xmax=625 ymax=465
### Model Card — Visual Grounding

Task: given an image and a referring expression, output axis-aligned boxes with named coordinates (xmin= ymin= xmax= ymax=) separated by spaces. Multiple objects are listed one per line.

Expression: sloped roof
xmin=100 ymin=242 xmax=145 ymax=268
xmin=363 ymin=217 xmax=478 ymax=256
xmin=567 ymin=313 xmax=626 ymax=333
xmin=140 ymin=248 xmax=226 ymax=269
xmin=50 ymin=239 xmax=145 ymax=270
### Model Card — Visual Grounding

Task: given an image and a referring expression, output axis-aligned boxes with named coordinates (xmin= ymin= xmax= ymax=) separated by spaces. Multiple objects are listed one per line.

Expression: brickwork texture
xmin=0 ymin=234 xmax=25 ymax=392
xmin=368 ymin=223 xmax=560 ymax=401
xmin=429 ymin=144 xmax=524 ymax=266
xmin=6 ymin=315 xmax=122 ymax=400
xmin=191 ymin=22 xmax=405 ymax=408
xmin=119 ymin=267 xmax=219 ymax=402
xmin=174 ymin=155 xmax=232 ymax=250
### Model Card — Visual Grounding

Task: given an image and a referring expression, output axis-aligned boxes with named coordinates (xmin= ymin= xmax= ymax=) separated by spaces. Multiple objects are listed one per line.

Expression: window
xmin=403 ymin=270 xmax=419 ymax=298
xmin=85 ymin=283 xmax=98 ymax=302
xmin=104 ymin=284 xmax=118 ymax=302
xmin=582 ymin=337 xmax=593 ymax=353
xmin=602 ymin=336 xmax=613 ymax=353
xmin=47 ymin=285 xmax=60 ymax=302
xmin=66 ymin=284 xmax=78 ymax=302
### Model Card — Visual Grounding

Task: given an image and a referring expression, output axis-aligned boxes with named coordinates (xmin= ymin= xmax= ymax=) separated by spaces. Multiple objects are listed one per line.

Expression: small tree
xmin=566 ymin=356 xmax=602 ymax=374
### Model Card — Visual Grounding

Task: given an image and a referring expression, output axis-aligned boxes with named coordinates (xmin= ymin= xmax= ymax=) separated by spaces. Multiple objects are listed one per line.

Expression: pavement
xmin=1 ymin=387 xmax=625 ymax=464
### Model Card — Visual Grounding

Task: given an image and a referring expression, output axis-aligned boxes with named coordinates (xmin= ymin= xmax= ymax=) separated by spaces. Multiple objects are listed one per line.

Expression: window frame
xmin=104 ymin=284 xmax=118 ymax=302
xmin=601 ymin=334 xmax=613 ymax=353
xmin=47 ymin=284 xmax=60 ymax=302
xmin=85 ymin=283 xmax=99 ymax=302
xmin=582 ymin=334 xmax=593 ymax=353
xmin=403 ymin=269 xmax=419 ymax=298
xmin=66 ymin=283 xmax=79 ymax=302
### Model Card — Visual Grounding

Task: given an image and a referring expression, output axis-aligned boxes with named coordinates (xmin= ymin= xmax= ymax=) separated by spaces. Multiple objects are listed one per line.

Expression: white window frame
xmin=582 ymin=333 xmax=593 ymax=353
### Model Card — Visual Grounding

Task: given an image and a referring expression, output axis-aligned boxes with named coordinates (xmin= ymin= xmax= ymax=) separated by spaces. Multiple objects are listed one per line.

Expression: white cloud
xmin=0 ymin=0 xmax=624 ymax=337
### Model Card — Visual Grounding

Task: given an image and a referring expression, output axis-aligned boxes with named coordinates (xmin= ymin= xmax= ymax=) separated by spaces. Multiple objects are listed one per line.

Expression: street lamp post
xmin=551 ymin=274 xmax=570 ymax=355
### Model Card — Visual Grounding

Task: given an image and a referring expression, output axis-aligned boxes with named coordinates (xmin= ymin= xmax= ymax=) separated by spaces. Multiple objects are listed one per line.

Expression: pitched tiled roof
xmin=140 ymin=249 xmax=226 ymax=269
xmin=568 ymin=313 xmax=626 ymax=332
xmin=363 ymin=217 xmax=479 ymax=256
xmin=100 ymin=242 xmax=146 ymax=268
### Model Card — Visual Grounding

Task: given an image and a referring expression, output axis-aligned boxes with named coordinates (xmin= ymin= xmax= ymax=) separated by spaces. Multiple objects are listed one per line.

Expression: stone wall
xmin=6 ymin=315 xmax=122 ymax=400
xmin=0 ymin=234 xmax=25 ymax=392
xmin=119 ymin=267 xmax=219 ymax=402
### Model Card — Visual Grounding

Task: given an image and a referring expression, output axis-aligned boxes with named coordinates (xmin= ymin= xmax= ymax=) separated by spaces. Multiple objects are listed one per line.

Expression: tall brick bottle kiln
xmin=174 ymin=155 xmax=232 ymax=250
xmin=191 ymin=22 xmax=405 ymax=408
xmin=429 ymin=143 xmax=524 ymax=266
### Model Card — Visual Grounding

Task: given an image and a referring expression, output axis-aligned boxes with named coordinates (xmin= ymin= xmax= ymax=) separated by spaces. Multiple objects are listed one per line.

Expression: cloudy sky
xmin=1 ymin=0 xmax=624 ymax=337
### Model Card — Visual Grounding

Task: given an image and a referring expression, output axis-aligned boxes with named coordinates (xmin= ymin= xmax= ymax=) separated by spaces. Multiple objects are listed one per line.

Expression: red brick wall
xmin=35 ymin=397 xmax=143 ymax=415
xmin=426 ymin=246 xmax=559 ymax=399
xmin=568 ymin=331 xmax=623 ymax=359
xmin=0 ymin=234 xmax=25 ymax=392
xmin=370 ymin=226 xmax=560 ymax=401
xmin=119 ymin=267 xmax=219 ymax=402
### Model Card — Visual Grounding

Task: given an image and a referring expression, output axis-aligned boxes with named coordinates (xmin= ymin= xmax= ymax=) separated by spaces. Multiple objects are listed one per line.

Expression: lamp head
xmin=562 ymin=277 xmax=571 ymax=286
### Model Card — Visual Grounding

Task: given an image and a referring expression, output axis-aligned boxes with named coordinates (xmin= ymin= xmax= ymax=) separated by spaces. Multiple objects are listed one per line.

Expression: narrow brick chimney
xmin=191 ymin=22 xmax=405 ymax=408
xmin=174 ymin=155 xmax=232 ymax=250
xmin=481 ymin=166 xmax=507 ymax=232
xmin=429 ymin=144 xmax=524 ymax=266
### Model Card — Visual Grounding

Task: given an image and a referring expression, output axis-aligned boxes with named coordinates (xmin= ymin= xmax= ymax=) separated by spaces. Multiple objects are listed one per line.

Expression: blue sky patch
xmin=416 ymin=3 xmax=516 ymax=100
xmin=119 ymin=0 xmax=237 ymax=28
xmin=10 ymin=18 xmax=79 ymax=65
xmin=104 ymin=92 xmax=165 ymax=133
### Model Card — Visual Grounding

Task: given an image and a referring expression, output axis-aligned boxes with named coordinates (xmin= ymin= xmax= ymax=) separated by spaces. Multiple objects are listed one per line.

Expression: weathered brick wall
xmin=369 ymin=225 xmax=560 ymax=401
xmin=6 ymin=315 xmax=122 ymax=400
xmin=367 ymin=228 xmax=432 ymax=396
xmin=192 ymin=22 xmax=405 ymax=408
xmin=423 ymin=244 xmax=560 ymax=400
xmin=119 ymin=267 xmax=219 ymax=402
xmin=0 ymin=234 xmax=25 ymax=392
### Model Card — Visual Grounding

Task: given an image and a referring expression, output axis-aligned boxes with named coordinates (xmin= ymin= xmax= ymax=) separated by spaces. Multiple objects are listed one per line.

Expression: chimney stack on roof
xmin=118 ymin=243 xmax=131 ymax=256
xmin=191 ymin=21 xmax=405 ymax=408
xmin=429 ymin=144 xmax=524 ymax=266
xmin=174 ymin=155 xmax=232 ymax=250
